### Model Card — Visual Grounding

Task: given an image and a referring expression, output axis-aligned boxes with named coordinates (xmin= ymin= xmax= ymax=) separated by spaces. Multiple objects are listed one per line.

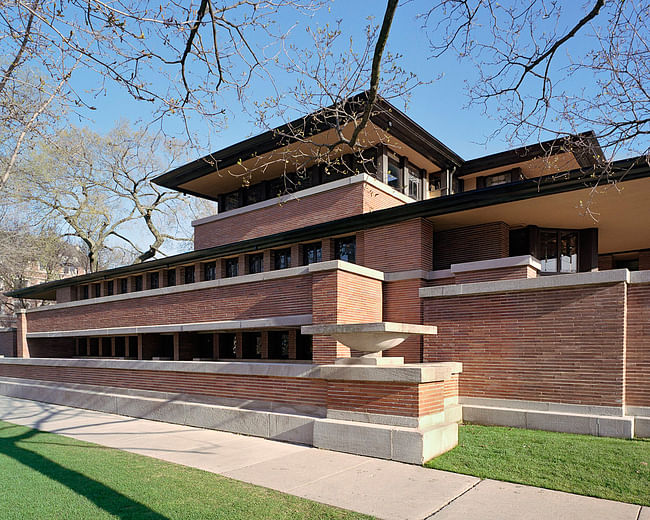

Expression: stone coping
xmin=319 ymin=361 xmax=462 ymax=383
xmin=191 ymin=174 xmax=412 ymax=227
xmin=27 ymin=260 xmax=384 ymax=314
xmin=0 ymin=328 xmax=16 ymax=333
xmin=26 ymin=314 xmax=313 ymax=338
xmin=420 ymin=268 xmax=631 ymax=298
xmin=301 ymin=322 xmax=437 ymax=336
xmin=0 ymin=357 xmax=462 ymax=383
xmin=449 ymin=254 xmax=541 ymax=273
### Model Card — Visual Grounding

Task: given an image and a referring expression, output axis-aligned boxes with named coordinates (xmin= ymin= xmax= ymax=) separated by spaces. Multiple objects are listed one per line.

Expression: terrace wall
xmin=433 ymin=222 xmax=510 ymax=270
xmin=0 ymin=329 xmax=16 ymax=357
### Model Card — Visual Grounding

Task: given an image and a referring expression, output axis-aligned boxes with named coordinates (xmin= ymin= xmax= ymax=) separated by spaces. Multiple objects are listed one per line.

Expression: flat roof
xmin=8 ymin=156 xmax=649 ymax=301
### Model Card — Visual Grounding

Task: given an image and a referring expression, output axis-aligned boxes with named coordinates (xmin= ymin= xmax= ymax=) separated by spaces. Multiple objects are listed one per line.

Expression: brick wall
xmin=0 ymin=364 xmax=327 ymax=408
xmin=626 ymin=282 xmax=650 ymax=408
xmin=383 ymin=278 xmax=424 ymax=363
xmin=359 ymin=218 xmax=433 ymax=272
xmin=311 ymin=270 xmax=383 ymax=364
xmin=453 ymin=265 xmax=537 ymax=284
xmin=433 ymin=222 xmax=510 ymax=270
xmin=194 ymin=180 xmax=406 ymax=250
xmin=27 ymin=276 xmax=313 ymax=333
xmin=0 ymin=330 xmax=16 ymax=357
xmin=423 ymin=283 xmax=627 ymax=407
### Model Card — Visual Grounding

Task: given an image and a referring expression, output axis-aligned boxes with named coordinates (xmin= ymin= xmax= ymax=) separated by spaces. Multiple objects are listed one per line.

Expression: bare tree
xmin=420 ymin=0 xmax=649 ymax=165
xmin=7 ymin=124 xmax=209 ymax=271
xmin=0 ymin=0 xmax=323 ymax=191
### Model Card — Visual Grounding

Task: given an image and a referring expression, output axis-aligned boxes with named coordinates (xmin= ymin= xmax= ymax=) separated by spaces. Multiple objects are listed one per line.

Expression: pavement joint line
xmin=636 ymin=506 xmax=642 ymax=520
xmin=284 ymin=459 xmax=373 ymax=493
xmin=423 ymin=476 xmax=484 ymax=519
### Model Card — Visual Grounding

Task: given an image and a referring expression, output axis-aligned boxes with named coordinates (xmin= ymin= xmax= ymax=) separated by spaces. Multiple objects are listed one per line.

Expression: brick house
xmin=1 ymin=95 xmax=648 ymax=462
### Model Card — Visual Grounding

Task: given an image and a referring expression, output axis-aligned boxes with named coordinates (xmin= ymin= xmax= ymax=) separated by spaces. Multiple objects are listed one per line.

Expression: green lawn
xmin=0 ymin=420 xmax=371 ymax=520
xmin=427 ymin=424 xmax=650 ymax=506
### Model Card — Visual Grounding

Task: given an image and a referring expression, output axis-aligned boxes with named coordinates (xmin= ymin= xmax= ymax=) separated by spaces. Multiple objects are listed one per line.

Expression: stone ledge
xmin=449 ymin=255 xmax=541 ymax=274
xmin=461 ymin=396 xmax=624 ymax=417
xmin=420 ymin=269 xmax=630 ymax=298
xmin=0 ymin=357 xmax=321 ymax=378
xmin=319 ymin=361 xmax=462 ymax=383
xmin=26 ymin=314 xmax=313 ymax=339
xmin=463 ymin=405 xmax=635 ymax=439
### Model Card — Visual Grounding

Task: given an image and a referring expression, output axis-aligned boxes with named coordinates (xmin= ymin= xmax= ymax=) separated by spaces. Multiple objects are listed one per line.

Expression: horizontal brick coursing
xmin=27 ymin=277 xmax=312 ymax=333
xmin=454 ymin=265 xmax=537 ymax=284
xmin=626 ymin=283 xmax=650 ymax=408
xmin=433 ymin=222 xmax=510 ymax=270
xmin=383 ymin=279 xmax=424 ymax=363
xmin=423 ymin=283 xmax=627 ymax=407
xmin=0 ymin=364 xmax=327 ymax=408
xmin=194 ymin=181 xmax=405 ymax=249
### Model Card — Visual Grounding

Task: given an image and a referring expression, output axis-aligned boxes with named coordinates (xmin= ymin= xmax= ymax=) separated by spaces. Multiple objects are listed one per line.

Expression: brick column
xmin=173 ymin=332 xmax=180 ymax=361
xmin=322 ymin=239 xmax=334 ymax=262
xmin=263 ymin=251 xmax=272 ymax=273
xmin=111 ymin=337 xmax=116 ymax=357
xmin=288 ymin=329 xmax=297 ymax=359
xmin=16 ymin=310 xmax=29 ymax=358
xmin=291 ymin=245 xmax=301 ymax=267
xmin=137 ymin=334 xmax=143 ymax=360
xmin=212 ymin=333 xmax=219 ymax=359
xmin=238 ymin=256 xmax=246 ymax=276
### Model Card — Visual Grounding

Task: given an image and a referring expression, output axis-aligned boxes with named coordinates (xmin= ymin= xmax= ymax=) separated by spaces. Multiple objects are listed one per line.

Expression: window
xmin=81 ymin=285 xmax=89 ymax=300
xmin=245 ymin=183 xmax=266 ymax=205
xmin=204 ymin=261 xmax=217 ymax=281
xmin=484 ymin=173 xmax=510 ymax=187
xmin=268 ymin=331 xmax=289 ymax=359
xmin=225 ymin=258 xmax=239 ymax=278
xmin=407 ymin=167 xmax=422 ymax=200
xmin=93 ymin=283 xmax=101 ymax=298
xmin=133 ymin=275 xmax=143 ymax=292
xmin=387 ymin=158 xmax=401 ymax=190
xmin=184 ymin=265 xmax=195 ymax=284
xmin=273 ymin=248 xmax=291 ymax=270
xmin=242 ymin=332 xmax=262 ymax=359
xmin=303 ymin=242 xmax=322 ymax=265
xmin=105 ymin=280 xmax=114 ymax=297
xmin=248 ymin=253 xmax=263 ymax=274
xmin=221 ymin=190 xmax=241 ymax=211
xmin=119 ymin=278 xmax=128 ymax=294
xmin=539 ymin=230 xmax=578 ymax=274
xmin=335 ymin=236 xmax=356 ymax=263
xmin=149 ymin=272 xmax=159 ymax=290
xmin=218 ymin=333 xmax=237 ymax=359
xmin=166 ymin=269 xmax=176 ymax=287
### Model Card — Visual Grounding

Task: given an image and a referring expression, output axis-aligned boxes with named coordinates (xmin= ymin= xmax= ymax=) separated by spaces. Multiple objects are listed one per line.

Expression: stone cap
xmin=301 ymin=322 xmax=438 ymax=335
xmin=320 ymin=361 xmax=462 ymax=383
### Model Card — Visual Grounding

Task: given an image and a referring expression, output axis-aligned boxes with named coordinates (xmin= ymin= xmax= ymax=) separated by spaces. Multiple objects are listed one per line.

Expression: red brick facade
xmin=0 ymin=330 xmax=16 ymax=357
xmin=423 ymin=283 xmax=629 ymax=408
xmin=627 ymin=282 xmax=650 ymax=408
xmin=194 ymin=180 xmax=406 ymax=249
xmin=433 ymin=222 xmax=510 ymax=270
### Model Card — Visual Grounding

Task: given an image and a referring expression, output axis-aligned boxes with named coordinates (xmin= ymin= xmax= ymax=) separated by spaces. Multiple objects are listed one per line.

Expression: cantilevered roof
xmin=9 ymin=156 xmax=650 ymax=301
xmin=152 ymin=93 xmax=464 ymax=201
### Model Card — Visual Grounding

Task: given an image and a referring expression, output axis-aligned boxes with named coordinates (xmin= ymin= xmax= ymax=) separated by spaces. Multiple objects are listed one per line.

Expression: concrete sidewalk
xmin=0 ymin=395 xmax=646 ymax=520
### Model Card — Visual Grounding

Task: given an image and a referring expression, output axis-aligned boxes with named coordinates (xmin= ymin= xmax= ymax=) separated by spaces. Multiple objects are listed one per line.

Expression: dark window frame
xmin=273 ymin=248 xmax=292 ymax=270
xmin=133 ymin=275 xmax=143 ymax=292
xmin=302 ymin=242 xmax=322 ymax=265
xmin=166 ymin=269 xmax=176 ymax=287
xmin=335 ymin=236 xmax=356 ymax=264
xmin=204 ymin=261 xmax=217 ymax=281
xmin=248 ymin=253 xmax=264 ymax=274
xmin=224 ymin=257 xmax=239 ymax=278
xmin=149 ymin=272 xmax=159 ymax=290
xmin=105 ymin=280 xmax=114 ymax=297
xmin=184 ymin=265 xmax=195 ymax=284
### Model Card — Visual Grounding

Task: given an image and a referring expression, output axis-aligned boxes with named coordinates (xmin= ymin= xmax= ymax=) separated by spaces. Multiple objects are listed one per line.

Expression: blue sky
xmin=70 ymin=1 xmax=605 ymax=163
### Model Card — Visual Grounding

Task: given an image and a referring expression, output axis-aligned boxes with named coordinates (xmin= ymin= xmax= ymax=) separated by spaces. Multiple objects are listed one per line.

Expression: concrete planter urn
xmin=301 ymin=322 xmax=438 ymax=365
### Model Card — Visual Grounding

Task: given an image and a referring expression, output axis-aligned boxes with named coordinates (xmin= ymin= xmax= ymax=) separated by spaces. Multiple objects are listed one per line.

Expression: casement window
xmin=335 ymin=236 xmax=356 ymax=264
xmin=476 ymin=168 xmax=523 ymax=189
xmin=184 ymin=265 xmax=195 ymax=284
xmin=81 ymin=285 xmax=89 ymax=300
xmin=539 ymin=230 xmax=578 ymax=274
xmin=149 ymin=272 xmax=159 ymax=289
xmin=119 ymin=278 xmax=128 ymax=294
xmin=248 ymin=253 xmax=264 ymax=274
xmin=93 ymin=283 xmax=101 ymax=298
xmin=133 ymin=275 xmax=143 ymax=292
xmin=387 ymin=157 xmax=401 ymax=190
xmin=242 ymin=332 xmax=262 ymax=359
xmin=218 ymin=333 xmax=237 ymax=358
xmin=166 ymin=269 xmax=176 ymax=287
xmin=245 ymin=182 xmax=266 ymax=205
xmin=407 ymin=166 xmax=422 ymax=200
xmin=302 ymin=242 xmax=322 ymax=265
xmin=204 ymin=261 xmax=217 ymax=281
xmin=273 ymin=248 xmax=291 ymax=270
xmin=105 ymin=280 xmax=114 ymax=297
xmin=224 ymin=258 xmax=239 ymax=278
xmin=510 ymin=226 xmax=597 ymax=273
xmin=268 ymin=330 xmax=289 ymax=359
